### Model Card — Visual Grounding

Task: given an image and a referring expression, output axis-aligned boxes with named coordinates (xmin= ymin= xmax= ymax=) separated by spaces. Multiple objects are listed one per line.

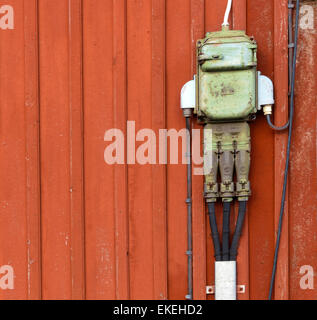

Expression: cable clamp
xmin=220 ymin=182 xmax=235 ymax=199
xmin=288 ymin=3 xmax=295 ymax=9
xmin=235 ymin=181 xmax=251 ymax=199
xmin=186 ymin=251 xmax=193 ymax=256
xmin=204 ymin=183 xmax=219 ymax=201
xmin=288 ymin=43 xmax=295 ymax=48
xmin=185 ymin=198 xmax=192 ymax=204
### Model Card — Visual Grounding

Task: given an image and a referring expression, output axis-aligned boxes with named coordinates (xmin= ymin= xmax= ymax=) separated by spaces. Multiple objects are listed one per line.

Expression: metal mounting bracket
xmin=206 ymin=285 xmax=246 ymax=295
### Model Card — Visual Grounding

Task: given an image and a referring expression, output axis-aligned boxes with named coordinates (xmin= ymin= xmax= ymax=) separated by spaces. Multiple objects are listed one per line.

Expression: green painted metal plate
xmin=199 ymin=69 xmax=256 ymax=121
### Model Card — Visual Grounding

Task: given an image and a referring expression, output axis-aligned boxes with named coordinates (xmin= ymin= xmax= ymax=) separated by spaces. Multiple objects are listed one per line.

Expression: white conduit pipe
xmin=222 ymin=0 xmax=233 ymax=26
xmin=215 ymin=261 xmax=237 ymax=300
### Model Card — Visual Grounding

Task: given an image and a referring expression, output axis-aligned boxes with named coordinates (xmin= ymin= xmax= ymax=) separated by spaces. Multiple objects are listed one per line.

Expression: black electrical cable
xmin=266 ymin=115 xmax=289 ymax=131
xmin=268 ymin=0 xmax=299 ymax=300
xmin=229 ymin=201 xmax=247 ymax=261
xmin=185 ymin=117 xmax=193 ymax=300
xmin=288 ymin=0 xmax=294 ymax=91
xmin=266 ymin=0 xmax=295 ymax=133
xmin=222 ymin=202 xmax=231 ymax=261
xmin=207 ymin=202 xmax=222 ymax=261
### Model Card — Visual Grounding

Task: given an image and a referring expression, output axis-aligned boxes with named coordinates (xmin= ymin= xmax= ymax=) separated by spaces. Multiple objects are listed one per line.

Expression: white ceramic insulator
xmin=181 ymin=79 xmax=196 ymax=110
xmin=215 ymin=261 xmax=237 ymax=300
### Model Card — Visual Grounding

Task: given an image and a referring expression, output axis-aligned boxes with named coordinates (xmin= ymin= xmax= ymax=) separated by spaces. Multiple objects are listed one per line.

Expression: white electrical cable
xmin=222 ymin=0 xmax=233 ymax=26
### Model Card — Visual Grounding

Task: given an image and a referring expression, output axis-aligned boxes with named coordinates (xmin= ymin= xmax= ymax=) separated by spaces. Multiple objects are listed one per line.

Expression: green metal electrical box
xmin=196 ymin=28 xmax=258 ymax=123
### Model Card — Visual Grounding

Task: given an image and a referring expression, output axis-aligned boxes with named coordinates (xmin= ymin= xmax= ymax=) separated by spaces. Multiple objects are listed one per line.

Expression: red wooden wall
xmin=0 ymin=0 xmax=316 ymax=300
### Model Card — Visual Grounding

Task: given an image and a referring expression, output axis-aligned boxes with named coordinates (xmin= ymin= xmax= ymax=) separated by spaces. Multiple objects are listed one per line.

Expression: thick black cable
xmin=207 ymin=202 xmax=222 ymax=261
xmin=229 ymin=201 xmax=247 ymax=261
xmin=222 ymin=202 xmax=231 ymax=261
xmin=185 ymin=117 xmax=193 ymax=300
xmin=268 ymin=0 xmax=299 ymax=300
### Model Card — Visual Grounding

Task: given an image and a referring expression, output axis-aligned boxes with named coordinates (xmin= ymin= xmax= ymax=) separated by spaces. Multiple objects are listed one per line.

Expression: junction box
xmin=195 ymin=28 xmax=258 ymax=123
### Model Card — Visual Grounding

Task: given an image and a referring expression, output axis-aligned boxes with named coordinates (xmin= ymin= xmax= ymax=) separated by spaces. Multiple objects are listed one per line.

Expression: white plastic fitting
xmin=258 ymin=72 xmax=275 ymax=111
xmin=215 ymin=261 xmax=237 ymax=300
xmin=263 ymin=105 xmax=273 ymax=116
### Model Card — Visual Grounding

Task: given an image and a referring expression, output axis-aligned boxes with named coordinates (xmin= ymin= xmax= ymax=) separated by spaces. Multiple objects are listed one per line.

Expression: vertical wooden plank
xmin=289 ymin=1 xmax=317 ymax=300
xmin=205 ymin=0 xmax=232 ymax=32
xmin=113 ymin=0 xmax=130 ymax=300
xmin=39 ymin=0 xmax=85 ymax=299
xmin=233 ymin=0 xmax=249 ymax=301
xmin=0 ymin=0 xmax=30 ymax=300
xmin=166 ymin=0 xmax=191 ymax=300
xmin=233 ymin=0 xmax=247 ymax=30
xmin=273 ymin=0 xmax=289 ymax=300
xmin=126 ymin=0 xmax=156 ymax=300
xmin=190 ymin=0 xmax=206 ymax=301
xmin=190 ymin=0 xmax=205 ymax=75
xmin=39 ymin=0 xmax=71 ymax=299
xmin=24 ymin=0 xmax=42 ymax=300
xmin=151 ymin=0 xmax=168 ymax=300
xmin=68 ymin=0 xmax=85 ymax=300
xmin=83 ymin=0 xmax=116 ymax=299
xmin=247 ymin=0 xmax=275 ymax=300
